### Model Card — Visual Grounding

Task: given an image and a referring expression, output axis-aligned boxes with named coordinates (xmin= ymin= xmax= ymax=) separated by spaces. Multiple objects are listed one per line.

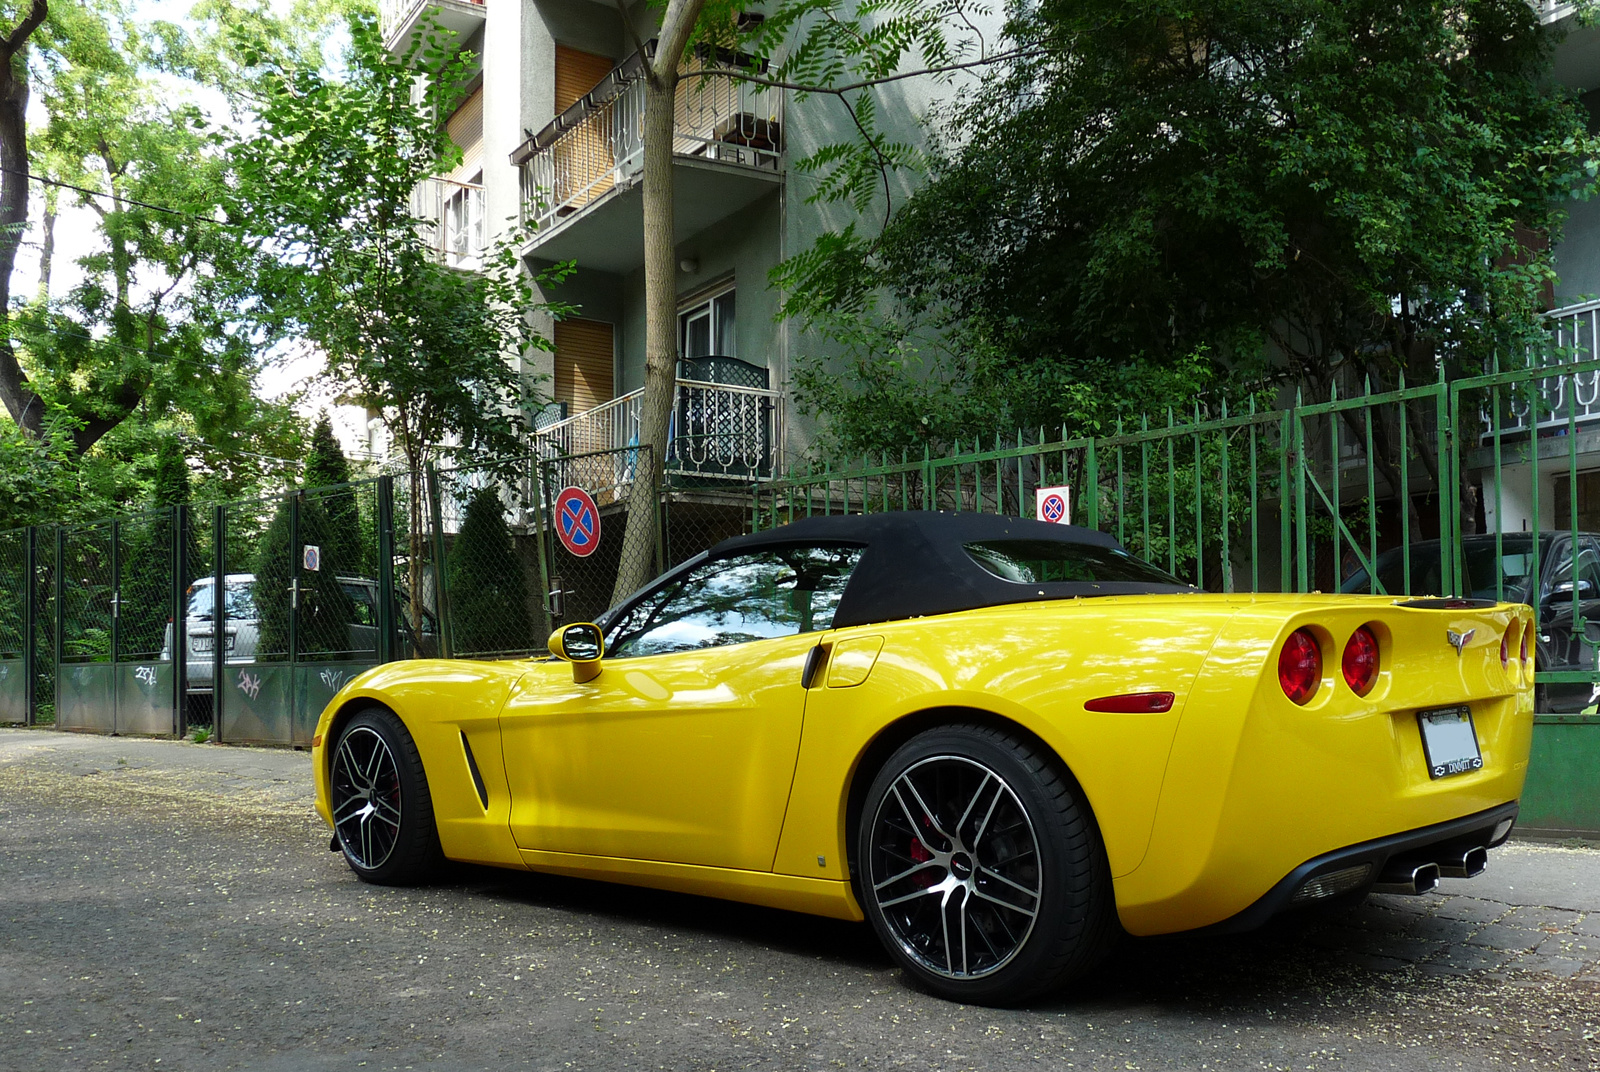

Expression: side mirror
xmin=1548 ymin=580 xmax=1599 ymax=605
xmin=548 ymin=622 xmax=604 ymax=683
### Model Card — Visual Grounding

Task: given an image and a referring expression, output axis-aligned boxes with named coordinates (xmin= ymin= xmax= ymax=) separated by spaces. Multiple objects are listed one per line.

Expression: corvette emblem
xmin=1446 ymin=629 xmax=1475 ymax=656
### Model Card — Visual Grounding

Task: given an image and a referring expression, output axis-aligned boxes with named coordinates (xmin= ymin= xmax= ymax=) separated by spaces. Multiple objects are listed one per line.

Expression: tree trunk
xmin=610 ymin=40 xmax=691 ymax=605
xmin=36 ymin=184 xmax=53 ymax=301
xmin=0 ymin=1 xmax=46 ymax=438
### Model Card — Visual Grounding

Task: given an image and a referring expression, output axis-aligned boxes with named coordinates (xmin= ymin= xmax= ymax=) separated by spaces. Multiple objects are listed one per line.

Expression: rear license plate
xmin=192 ymin=636 xmax=213 ymax=653
xmin=1417 ymin=705 xmax=1483 ymax=779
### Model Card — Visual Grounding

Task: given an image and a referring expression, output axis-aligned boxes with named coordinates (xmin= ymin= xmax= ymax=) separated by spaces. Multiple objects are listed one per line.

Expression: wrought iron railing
xmin=533 ymin=378 xmax=783 ymax=486
xmin=1489 ymin=300 xmax=1600 ymax=435
xmin=379 ymin=0 xmax=484 ymax=39
xmin=412 ymin=177 xmax=484 ymax=269
xmin=518 ymin=57 xmax=782 ymax=230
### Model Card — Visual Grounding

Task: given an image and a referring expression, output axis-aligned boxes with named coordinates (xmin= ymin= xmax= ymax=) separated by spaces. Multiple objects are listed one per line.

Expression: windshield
xmin=186 ymin=581 xmax=259 ymax=621
xmin=964 ymin=540 xmax=1186 ymax=586
xmin=1339 ymin=537 xmax=1548 ymax=600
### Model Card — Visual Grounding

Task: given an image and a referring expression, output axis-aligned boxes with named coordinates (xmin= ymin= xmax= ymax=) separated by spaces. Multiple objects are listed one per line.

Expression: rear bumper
xmin=1199 ymin=800 xmax=1519 ymax=935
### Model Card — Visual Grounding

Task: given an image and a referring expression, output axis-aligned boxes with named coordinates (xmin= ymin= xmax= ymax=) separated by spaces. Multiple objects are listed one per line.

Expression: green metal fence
xmin=754 ymin=362 xmax=1600 ymax=835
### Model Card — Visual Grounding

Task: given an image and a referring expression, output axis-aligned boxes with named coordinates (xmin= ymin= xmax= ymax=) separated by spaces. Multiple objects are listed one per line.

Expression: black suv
xmin=1340 ymin=532 xmax=1600 ymax=713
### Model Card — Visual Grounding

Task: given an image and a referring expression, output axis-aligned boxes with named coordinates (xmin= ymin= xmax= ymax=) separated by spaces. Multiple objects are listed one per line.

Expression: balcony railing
xmin=534 ymin=378 xmax=783 ymax=486
xmin=413 ymin=177 xmax=485 ymax=269
xmin=379 ymin=0 xmax=484 ymax=41
xmin=516 ymin=54 xmax=782 ymax=230
xmin=1485 ymin=300 xmax=1600 ymax=436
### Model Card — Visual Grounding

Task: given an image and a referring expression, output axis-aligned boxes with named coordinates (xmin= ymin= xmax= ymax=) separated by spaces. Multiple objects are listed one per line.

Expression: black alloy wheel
xmin=330 ymin=708 xmax=443 ymax=885
xmin=858 ymin=724 xmax=1117 ymax=1005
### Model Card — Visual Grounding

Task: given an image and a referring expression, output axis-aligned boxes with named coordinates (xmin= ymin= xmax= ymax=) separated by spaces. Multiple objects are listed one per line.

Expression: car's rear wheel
xmin=330 ymin=708 xmax=442 ymax=885
xmin=857 ymin=724 xmax=1117 ymax=1005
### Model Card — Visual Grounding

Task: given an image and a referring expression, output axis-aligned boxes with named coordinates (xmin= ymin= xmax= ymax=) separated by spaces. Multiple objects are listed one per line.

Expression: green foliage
xmin=224 ymin=13 xmax=571 ymax=479
xmin=252 ymin=495 xmax=354 ymax=662
xmin=776 ymin=0 xmax=1600 ymax=459
xmin=446 ymin=488 xmax=534 ymax=657
xmin=304 ymin=415 xmax=364 ymax=577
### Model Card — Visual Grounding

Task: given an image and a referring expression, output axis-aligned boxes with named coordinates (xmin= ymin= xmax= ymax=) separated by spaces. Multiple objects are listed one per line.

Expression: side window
xmin=606 ymin=546 xmax=863 ymax=660
xmin=342 ymin=584 xmax=377 ymax=627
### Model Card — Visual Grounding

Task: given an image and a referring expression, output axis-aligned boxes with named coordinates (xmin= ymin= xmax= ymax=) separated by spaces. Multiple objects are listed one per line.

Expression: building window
xmin=679 ymin=286 xmax=736 ymax=359
xmin=443 ymin=172 xmax=483 ymax=269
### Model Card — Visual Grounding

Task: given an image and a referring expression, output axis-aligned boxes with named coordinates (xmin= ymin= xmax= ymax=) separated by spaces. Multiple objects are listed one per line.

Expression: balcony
xmin=380 ymin=0 xmax=485 ymax=55
xmin=513 ymin=52 xmax=783 ymax=273
xmin=533 ymin=372 xmax=784 ymax=487
xmin=1482 ymin=300 xmax=1600 ymax=436
xmin=412 ymin=177 xmax=485 ymax=269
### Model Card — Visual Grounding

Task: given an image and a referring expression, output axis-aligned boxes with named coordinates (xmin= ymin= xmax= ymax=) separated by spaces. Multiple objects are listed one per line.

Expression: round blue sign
xmin=554 ymin=486 xmax=602 ymax=558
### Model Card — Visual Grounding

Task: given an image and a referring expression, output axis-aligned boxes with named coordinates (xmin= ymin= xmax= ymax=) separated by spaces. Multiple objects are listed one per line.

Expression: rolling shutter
xmin=446 ymin=86 xmax=483 ymax=177
xmin=554 ymin=319 xmax=615 ymax=414
xmin=555 ymin=46 xmax=614 ymax=112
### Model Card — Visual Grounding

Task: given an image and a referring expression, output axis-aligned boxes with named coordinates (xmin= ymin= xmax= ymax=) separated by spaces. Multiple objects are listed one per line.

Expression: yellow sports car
xmin=311 ymin=512 xmax=1533 ymax=1005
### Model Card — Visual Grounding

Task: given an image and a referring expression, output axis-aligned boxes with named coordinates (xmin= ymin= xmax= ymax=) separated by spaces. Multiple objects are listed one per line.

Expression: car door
xmin=500 ymin=545 xmax=861 ymax=872
xmin=1538 ymin=535 xmax=1600 ymax=711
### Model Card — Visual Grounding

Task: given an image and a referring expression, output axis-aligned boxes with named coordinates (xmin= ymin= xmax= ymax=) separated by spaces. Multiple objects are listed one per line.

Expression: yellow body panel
xmin=498 ymin=631 xmax=815 ymax=871
xmin=312 ymin=593 xmax=1534 ymax=937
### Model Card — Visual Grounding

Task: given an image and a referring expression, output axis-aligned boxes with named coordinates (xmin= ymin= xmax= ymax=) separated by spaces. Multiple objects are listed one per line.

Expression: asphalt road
xmin=0 ymin=727 xmax=1596 ymax=1072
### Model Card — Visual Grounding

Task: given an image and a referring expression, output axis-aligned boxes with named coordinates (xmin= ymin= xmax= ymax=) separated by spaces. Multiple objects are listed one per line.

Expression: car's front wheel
xmin=330 ymin=708 xmax=443 ymax=885
xmin=857 ymin=724 xmax=1117 ymax=1005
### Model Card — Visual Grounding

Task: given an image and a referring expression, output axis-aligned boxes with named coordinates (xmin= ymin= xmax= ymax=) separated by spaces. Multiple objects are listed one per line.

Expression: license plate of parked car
xmin=1417 ymin=705 xmax=1483 ymax=779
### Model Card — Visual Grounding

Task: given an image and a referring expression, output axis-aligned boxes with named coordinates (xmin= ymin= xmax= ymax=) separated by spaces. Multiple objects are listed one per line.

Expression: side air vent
xmin=460 ymin=731 xmax=489 ymax=810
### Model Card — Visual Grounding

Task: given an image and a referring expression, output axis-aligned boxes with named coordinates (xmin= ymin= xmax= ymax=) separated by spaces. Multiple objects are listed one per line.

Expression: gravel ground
xmin=0 ymin=727 xmax=1596 ymax=1072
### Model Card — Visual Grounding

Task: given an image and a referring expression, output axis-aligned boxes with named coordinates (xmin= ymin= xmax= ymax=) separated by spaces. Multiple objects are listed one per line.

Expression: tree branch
xmin=0 ymin=0 xmax=46 ymax=60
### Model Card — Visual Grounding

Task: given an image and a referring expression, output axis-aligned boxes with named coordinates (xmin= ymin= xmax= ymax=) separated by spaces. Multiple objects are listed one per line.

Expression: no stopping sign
xmin=554 ymin=486 xmax=602 ymax=557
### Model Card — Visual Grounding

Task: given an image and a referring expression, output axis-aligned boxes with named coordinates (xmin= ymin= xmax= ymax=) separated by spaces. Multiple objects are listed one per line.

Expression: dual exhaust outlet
xmin=1371 ymin=845 xmax=1489 ymax=895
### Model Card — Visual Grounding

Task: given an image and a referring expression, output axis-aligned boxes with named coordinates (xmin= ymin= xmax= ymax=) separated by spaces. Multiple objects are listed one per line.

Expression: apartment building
xmin=379 ymin=0 xmax=962 ymax=486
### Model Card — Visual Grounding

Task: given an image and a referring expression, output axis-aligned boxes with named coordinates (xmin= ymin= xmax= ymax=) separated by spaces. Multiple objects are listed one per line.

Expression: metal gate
xmin=0 ymin=527 xmax=26 ymax=724
xmin=55 ymin=511 xmax=182 ymax=735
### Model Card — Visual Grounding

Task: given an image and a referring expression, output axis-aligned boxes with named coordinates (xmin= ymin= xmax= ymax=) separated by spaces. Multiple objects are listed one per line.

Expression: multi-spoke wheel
xmin=858 ymin=725 xmax=1117 ymax=1005
xmin=329 ymin=708 xmax=442 ymax=885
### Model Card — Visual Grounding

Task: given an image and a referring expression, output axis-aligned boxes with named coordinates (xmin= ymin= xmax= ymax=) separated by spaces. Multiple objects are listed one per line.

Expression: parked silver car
xmin=162 ymin=574 xmax=436 ymax=694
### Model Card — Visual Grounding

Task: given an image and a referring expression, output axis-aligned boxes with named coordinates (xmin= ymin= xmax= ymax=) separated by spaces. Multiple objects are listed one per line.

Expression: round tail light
xmin=1520 ymin=628 xmax=1530 ymax=665
xmin=1500 ymin=632 xmax=1510 ymax=669
xmin=1342 ymin=626 xmax=1380 ymax=696
xmin=1279 ymin=628 xmax=1322 ymax=704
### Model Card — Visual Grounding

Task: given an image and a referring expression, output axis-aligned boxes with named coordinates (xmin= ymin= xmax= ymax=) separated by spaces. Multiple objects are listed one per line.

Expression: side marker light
xmin=1084 ymin=692 xmax=1176 ymax=713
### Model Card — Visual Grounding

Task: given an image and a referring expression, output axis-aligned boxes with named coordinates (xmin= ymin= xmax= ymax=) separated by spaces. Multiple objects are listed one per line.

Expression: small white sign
xmin=1035 ymin=486 xmax=1072 ymax=525
xmin=302 ymin=544 xmax=321 ymax=572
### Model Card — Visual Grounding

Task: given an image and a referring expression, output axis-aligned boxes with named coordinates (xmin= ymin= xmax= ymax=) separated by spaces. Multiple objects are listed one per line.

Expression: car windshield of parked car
xmin=186 ymin=582 xmax=258 ymax=621
xmin=964 ymin=540 xmax=1184 ymax=586
xmin=1339 ymin=537 xmax=1548 ymax=599
xmin=606 ymin=546 xmax=864 ymax=659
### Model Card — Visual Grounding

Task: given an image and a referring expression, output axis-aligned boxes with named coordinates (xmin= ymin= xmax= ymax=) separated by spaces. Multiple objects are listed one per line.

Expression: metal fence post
xmin=109 ymin=518 xmax=120 ymax=734
xmin=53 ymin=525 xmax=63 ymax=731
xmin=426 ymin=466 xmax=454 ymax=658
xmin=288 ymin=492 xmax=301 ymax=665
xmin=213 ymin=504 xmax=226 ymax=743
xmin=530 ymin=456 xmax=552 ymax=630
xmin=173 ymin=504 xmax=188 ymax=737
xmin=376 ymin=475 xmax=397 ymax=664
xmin=22 ymin=525 xmax=36 ymax=726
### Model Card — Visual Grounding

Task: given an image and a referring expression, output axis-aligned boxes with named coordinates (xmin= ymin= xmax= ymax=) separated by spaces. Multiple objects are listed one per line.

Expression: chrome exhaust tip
xmin=1438 ymin=845 xmax=1488 ymax=879
xmin=1372 ymin=861 xmax=1441 ymax=895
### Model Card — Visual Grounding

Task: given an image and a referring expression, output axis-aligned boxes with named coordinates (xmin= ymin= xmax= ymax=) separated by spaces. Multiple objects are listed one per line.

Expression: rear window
xmin=186 ymin=582 xmax=258 ymax=621
xmin=964 ymin=540 xmax=1185 ymax=586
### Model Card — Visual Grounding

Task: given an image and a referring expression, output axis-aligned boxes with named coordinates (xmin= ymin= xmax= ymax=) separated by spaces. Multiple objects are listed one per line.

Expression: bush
xmin=447 ymin=488 xmax=533 ymax=657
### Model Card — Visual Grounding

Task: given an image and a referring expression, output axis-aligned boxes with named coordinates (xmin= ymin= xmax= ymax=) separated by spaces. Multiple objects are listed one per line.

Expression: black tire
xmin=329 ymin=707 xmax=444 ymax=885
xmin=856 ymin=724 xmax=1118 ymax=1005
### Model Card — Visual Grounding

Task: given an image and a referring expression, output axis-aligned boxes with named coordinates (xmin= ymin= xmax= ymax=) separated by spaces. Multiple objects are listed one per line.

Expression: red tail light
xmin=1342 ymin=626 xmax=1380 ymax=696
xmin=1520 ymin=628 xmax=1530 ymax=664
xmin=1500 ymin=633 xmax=1509 ymax=669
xmin=1279 ymin=628 xmax=1322 ymax=704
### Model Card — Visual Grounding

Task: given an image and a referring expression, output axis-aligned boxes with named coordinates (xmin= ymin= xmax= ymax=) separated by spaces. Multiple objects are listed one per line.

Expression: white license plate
xmin=1418 ymin=705 xmax=1483 ymax=779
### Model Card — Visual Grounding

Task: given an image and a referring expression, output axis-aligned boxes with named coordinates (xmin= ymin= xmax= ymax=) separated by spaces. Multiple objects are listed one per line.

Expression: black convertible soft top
xmin=614 ymin=511 xmax=1194 ymax=630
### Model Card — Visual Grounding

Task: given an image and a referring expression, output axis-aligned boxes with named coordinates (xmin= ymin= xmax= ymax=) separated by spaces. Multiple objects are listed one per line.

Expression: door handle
xmin=801 ymin=644 xmax=830 ymax=689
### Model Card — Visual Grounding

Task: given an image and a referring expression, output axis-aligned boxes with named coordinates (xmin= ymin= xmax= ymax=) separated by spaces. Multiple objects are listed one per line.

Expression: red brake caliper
xmin=909 ymin=836 xmax=936 ymax=888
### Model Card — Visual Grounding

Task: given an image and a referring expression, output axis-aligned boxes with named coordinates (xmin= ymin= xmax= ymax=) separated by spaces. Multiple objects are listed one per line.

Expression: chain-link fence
xmin=0 ymin=445 xmax=756 ymax=744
